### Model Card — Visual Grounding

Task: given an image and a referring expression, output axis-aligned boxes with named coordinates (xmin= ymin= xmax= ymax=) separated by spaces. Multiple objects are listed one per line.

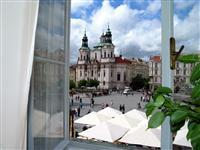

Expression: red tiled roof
xmin=115 ymin=57 xmax=131 ymax=64
xmin=150 ymin=56 xmax=161 ymax=62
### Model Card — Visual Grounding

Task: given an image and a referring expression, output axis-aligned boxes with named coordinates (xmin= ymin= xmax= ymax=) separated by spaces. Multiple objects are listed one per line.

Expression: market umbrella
xmin=173 ymin=123 xmax=192 ymax=147
xmin=97 ymin=107 xmax=122 ymax=118
xmin=119 ymin=120 xmax=161 ymax=148
xmin=108 ymin=114 xmax=145 ymax=129
xmin=124 ymin=109 xmax=147 ymax=120
xmin=74 ymin=111 xmax=112 ymax=126
xmin=79 ymin=122 xmax=129 ymax=143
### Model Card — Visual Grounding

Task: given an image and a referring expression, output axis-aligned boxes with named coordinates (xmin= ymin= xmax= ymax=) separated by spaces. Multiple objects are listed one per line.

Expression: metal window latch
xmin=170 ymin=37 xmax=184 ymax=70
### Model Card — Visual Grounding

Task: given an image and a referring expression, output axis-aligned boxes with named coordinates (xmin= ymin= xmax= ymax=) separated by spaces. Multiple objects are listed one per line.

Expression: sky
xmin=70 ymin=0 xmax=199 ymax=63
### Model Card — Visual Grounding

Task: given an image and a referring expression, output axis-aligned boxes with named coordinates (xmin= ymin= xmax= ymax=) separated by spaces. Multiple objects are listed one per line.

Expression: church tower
xmin=78 ymin=31 xmax=90 ymax=64
xmin=100 ymin=25 xmax=115 ymax=63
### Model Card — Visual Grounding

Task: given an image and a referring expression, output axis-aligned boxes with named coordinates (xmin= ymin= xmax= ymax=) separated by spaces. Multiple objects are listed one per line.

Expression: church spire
xmin=82 ymin=30 xmax=88 ymax=48
xmin=105 ymin=24 xmax=112 ymax=43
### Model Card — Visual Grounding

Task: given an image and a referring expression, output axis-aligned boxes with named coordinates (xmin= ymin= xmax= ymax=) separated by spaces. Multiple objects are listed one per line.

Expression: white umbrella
xmin=74 ymin=111 xmax=111 ymax=126
xmin=119 ymin=120 xmax=161 ymax=148
xmin=97 ymin=107 xmax=122 ymax=118
xmin=79 ymin=122 xmax=129 ymax=143
xmin=124 ymin=109 xmax=147 ymax=120
xmin=108 ymin=114 xmax=144 ymax=129
xmin=173 ymin=123 xmax=192 ymax=147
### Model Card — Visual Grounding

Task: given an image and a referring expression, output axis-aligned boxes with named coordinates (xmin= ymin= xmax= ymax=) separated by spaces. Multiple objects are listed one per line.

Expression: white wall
xmin=1 ymin=1 xmax=39 ymax=149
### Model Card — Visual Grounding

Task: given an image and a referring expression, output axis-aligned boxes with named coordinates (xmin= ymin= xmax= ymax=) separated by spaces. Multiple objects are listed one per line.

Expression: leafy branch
xmin=145 ymin=54 xmax=200 ymax=149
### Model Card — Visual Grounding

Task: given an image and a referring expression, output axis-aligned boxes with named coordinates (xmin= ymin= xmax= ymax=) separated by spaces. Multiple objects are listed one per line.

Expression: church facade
xmin=76 ymin=27 xmax=132 ymax=89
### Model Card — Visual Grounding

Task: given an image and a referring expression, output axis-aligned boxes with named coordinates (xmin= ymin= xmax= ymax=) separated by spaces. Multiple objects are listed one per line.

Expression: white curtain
xmin=1 ymin=1 xmax=39 ymax=149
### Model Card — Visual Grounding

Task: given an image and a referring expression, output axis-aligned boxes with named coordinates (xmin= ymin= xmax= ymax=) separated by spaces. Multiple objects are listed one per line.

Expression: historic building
xmin=149 ymin=55 xmax=196 ymax=90
xmin=130 ymin=58 xmax=149 ymax=79
xmin=75 ymin=27 xmax=132 ymax=89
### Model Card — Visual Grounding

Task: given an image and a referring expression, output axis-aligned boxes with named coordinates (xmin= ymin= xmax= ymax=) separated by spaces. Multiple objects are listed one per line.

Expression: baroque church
xmin=76 ymin=26 xmax=132 ymax=89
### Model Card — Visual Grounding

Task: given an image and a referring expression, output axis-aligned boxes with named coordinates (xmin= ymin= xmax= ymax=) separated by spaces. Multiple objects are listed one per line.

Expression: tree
xmin=130 ymin=74 xmax=147 ymax=90
xmin=70 ymin=80 xmax=76 ymax=90
xmin=86 ymin=79 xmax=100 ymax=88
xmin=146 ymin=54 xmax=200 ymax=149
xmin=78 ymin=79 xmax=87 ymax=88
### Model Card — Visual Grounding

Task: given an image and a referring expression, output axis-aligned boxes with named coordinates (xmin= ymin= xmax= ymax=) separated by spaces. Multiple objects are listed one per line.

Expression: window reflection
xmin=29 ymin=0 xmax=66 ymax=149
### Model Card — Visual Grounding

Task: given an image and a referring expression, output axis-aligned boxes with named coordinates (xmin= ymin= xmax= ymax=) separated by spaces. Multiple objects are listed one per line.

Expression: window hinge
xmin=170 ymin=37 xmax=184 ymax=70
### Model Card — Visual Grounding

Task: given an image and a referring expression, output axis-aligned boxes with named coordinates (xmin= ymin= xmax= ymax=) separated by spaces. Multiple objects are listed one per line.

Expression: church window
xmin=80 ymin=71 xmax=82 ymax=77
xmin=111 ymin=52 xmax=113 ymax=57
xmin=91 ymin=70 xmax=93 ymax=77
xmin=111 ymin=71 xmax=113 ymax=77
xmin=103 ymin=81 xmax=105 ymax=85
xmin=84 ymin=56 xmax=85 ymax=60
xmin=108 ymin=54 xmax=110 ymax=58
xmin=103 ymin=70 xmax=105 ymax=77
xmin=117 ymin=73 xmax=120 ymax=81
xmin=104 ymin=51 xmax=106 ymax=58
xmin=81 ymin=55 xmax=82 ymax=60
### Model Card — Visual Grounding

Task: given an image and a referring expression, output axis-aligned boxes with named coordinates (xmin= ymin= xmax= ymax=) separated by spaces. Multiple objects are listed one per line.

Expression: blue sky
xmin=70 ymin=0 xmax=199 ymax=63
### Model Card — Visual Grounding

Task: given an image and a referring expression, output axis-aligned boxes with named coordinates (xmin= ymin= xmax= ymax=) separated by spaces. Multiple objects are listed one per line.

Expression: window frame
xmin=29 ymin=0 xmax=175 ymax=149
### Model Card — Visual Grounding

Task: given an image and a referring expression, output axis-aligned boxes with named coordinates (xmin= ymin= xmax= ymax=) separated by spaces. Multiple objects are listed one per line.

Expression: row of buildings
xmin=70 ymin=27 xmax=196 ymax=90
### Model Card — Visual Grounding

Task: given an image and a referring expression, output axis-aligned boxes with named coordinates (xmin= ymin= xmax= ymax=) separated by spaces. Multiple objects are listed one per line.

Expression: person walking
xmin=119 ymin=104 xmax=122 ymax=112
xmin=122 ymin=104 xmax=125 ymax=114
xmin=77 ymin=106 xmax=80 ymax=117
xmin=80 ymin=98 xmax=83 ymax=108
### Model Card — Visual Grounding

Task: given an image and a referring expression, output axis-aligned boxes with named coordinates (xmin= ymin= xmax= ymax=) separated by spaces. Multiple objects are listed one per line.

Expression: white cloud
xmin=70 ymin=0 xmax=199 ymax=63
xmin=174 ymin=5 xmax=200 ymax=52
xmin=146 ymin=0 xmax=161 ymax=14
xmin=71 ymin=0 xmax=94 ymax=13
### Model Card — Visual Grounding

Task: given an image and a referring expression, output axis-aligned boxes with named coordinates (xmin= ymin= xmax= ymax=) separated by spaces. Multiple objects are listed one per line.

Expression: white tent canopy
xmin=108 ymin=114 xmax=144 ymax=129
xmin=74 ymin=111 xmax=112 ymax=126
xmin=124 ymin=109 xmax=147 ymax=120
xmin=119 ymin=120 xmax=161 ymax=148
xmin=79 ymin=122 xmax=129 ymax=143
xmin=97 ymin=107 xmax=122 ymax=118
xmin=173 ymin=123 xmax=192 ymax=147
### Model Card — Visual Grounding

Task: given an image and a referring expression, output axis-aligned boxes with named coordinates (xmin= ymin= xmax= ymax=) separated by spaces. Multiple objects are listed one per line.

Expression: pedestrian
xmin=77 ymin=106 xmax=80 ymax=117
xmin=122 ymin=104 xmax=125 ymax=114
xmin=140 ymin=96 xmax=143 ymax=102
xmin=91 ymin=98 xmax=94 ymax=108
xmin=80 ymin=98 xmax=83 ymax=108
xmin=138 ymin=102 xmax=141 ymax=109
xmin=119 ymin=104 xmax=122 ymax=112
xmin=105 ymin=103 xmax=109 ymax=107
xmin=71 ymin=98 xmax=74 ymax=106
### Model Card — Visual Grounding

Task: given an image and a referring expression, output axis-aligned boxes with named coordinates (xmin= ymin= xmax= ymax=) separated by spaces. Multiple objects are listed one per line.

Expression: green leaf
xmin=148 ymin=111 xmax=165 ymax=128
xmin=190 ymin=63 xmax=200 ymax=84
xmin=171 ymin=110 xmax=188 ymax=124
xmin=154 ymin=95 xmax=165 ymax=107
xmin=155 ymin=86 xmax=172 ymax=95
xmin=171 ymin=120 xmax=185 ymax=133
xmin=191 ymin=84 xmax=200 ymax=99
xmin=145 ymin=102 xmax=156 ymax=117
xmin=187 ymin=124 xmax=200 ymax=141
xmin=177 ymin=54 xmax=200 ymax=63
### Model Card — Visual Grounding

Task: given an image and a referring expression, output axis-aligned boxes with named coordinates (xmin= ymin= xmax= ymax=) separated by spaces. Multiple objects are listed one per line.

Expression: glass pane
xmin=28 ymin=0 xmax=66 ymax=149
xmin=34 ymin=0 xmax=65 ymax=62
xmin=174 ymin=0 xmax=200 ymax=93
xmin=32 ymin=62 xmax=64 ymax=149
